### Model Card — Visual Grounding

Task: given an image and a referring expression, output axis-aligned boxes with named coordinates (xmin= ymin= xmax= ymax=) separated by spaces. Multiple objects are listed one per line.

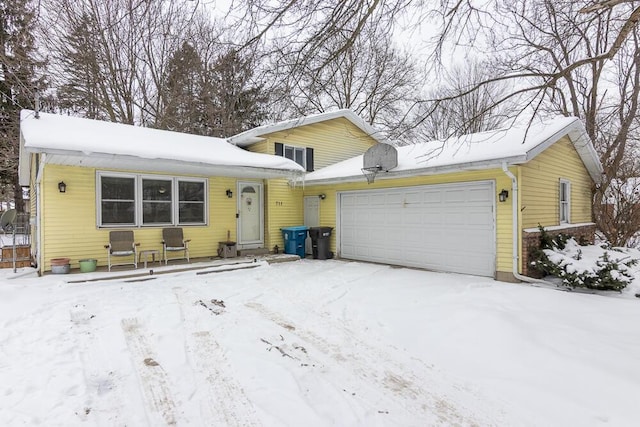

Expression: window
xmin=284 ymin=145 xmax=305 ymax=168
xmin=100 ymin=175 xmax=136 ymax=225
xmin=142 ymin=178 xmax=172 ymax=224
xmin=275 ymin=142 xmax=314 ymax=172
xmin=178 ymin=180 xmax=205 ymax=224
xmin=98 ymin=172 xmax=207 ymax=227
xmin=560 ymin=179 xmax=571 ymax=223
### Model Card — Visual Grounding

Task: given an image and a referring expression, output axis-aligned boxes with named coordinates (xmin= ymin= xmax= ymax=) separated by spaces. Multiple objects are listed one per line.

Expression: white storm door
xmin=238 ymin=182 xmax=264 ymax=248
xmin=304 ymin=196 xmax=320 ymax=254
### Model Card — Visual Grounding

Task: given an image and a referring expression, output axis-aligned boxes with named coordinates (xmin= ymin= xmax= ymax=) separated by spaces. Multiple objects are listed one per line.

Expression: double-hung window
xmin=98 ymin=172 xmax=207 ymax=227
xmin=559 ymin=179 xmax=571 ymax=224
xmin=275 ymin=142 xmax=314 ymax=172
xmin=142 ymin=178 xmax=173 ymax=224
xmin=178 ymin=180 xmax=206 ymax=224
xmin=284 ymin=145 xmax=305 ymax=168
xmin=100 ymin=175 xmax=136 ymax=225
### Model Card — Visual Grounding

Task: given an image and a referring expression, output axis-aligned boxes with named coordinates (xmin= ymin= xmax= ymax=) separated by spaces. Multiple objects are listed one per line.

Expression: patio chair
xmin=162 ymin=227 xmax=190 ymax=265
xmin=105 ymin=230 xmax=139 ymax=271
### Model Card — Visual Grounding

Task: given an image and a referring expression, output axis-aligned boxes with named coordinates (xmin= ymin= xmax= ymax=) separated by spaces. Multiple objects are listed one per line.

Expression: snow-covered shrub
xmin=531 ymin=228 xmax=638 ymax=292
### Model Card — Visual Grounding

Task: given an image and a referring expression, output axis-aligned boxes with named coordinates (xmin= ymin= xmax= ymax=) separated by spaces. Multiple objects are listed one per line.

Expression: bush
xmin=531 ymin=227 xmax=637 ymax=291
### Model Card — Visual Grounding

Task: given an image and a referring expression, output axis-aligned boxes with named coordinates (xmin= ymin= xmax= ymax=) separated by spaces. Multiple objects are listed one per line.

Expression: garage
xmin=339 ymin=181 xmax=496 ymax=276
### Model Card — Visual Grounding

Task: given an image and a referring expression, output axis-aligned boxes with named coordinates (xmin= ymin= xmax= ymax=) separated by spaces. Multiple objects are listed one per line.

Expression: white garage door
xmin=339 ymin=181 xmax=496 ymax=276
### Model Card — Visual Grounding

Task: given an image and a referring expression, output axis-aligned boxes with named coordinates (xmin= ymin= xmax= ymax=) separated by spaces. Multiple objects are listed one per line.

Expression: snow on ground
xmin=1 ymin=259 xmax=639 ymax=426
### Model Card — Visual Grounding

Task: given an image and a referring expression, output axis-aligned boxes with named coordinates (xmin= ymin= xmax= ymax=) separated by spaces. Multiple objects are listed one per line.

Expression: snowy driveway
xmin=1 ymin=259 xmax=639 ymax=426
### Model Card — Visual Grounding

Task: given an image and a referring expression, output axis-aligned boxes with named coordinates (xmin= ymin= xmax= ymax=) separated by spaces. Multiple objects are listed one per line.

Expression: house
xmin=17 ymin=110 xmax=306 ymax=274
xmin=295 ymin=115 xmax=603 ymax=281
xmin=19 ymin=109 xmax=603 ymax=282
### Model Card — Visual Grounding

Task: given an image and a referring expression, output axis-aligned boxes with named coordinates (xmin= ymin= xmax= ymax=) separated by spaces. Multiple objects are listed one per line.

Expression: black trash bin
xmin=308 ymin=226 xmax=333 ymax=260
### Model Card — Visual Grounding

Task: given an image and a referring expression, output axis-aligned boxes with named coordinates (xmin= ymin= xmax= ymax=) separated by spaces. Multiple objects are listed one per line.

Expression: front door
xmin=304 ymin=196 xmax=320 ymax=255
xmin=237 ymin=182 xmax=263 ymax=248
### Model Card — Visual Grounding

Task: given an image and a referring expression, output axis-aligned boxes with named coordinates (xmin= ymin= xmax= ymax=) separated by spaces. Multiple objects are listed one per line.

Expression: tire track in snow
xmin=71 ymin=304 xmax=129 ymax=425
xmin=245 ymin=301 xmax=502 ymax=426
xmin=174 ymin=288 xmax=261 ymax=427
xmin=121 ymin=318 xmax=177 ymax=425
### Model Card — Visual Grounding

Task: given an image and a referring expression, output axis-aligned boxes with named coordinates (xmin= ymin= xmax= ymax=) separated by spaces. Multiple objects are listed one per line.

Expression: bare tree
xmin=409 ymin=60 xmax=515 ymax=142
xmin=42 ymin=0 xmax=210 ymax=125
xmin=268 ymin=23 xmax=418 ymax=138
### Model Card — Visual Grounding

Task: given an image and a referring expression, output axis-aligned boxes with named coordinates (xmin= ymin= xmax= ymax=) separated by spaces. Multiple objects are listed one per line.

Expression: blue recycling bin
xmin=281 ymin=226 xmax=308 ymax=258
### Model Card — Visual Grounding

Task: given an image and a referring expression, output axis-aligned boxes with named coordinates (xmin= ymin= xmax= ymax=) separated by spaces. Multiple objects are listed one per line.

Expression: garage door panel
xmin=468 ymin=186 xmax=494 ymax=201
xmin=340 ymin=182 xmax=495 ymax=276
xmin=423 ymin=190 xmax=442 ymax=203
xmin=444 ymin=189 xmax=467 ymax=202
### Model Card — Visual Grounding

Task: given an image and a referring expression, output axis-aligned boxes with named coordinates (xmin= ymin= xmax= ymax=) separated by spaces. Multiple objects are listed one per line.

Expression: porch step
xmin=237 ymin=248 xmax=270 ymax=257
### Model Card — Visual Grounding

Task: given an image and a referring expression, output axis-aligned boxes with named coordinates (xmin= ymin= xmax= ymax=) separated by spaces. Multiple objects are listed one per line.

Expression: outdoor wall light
xmin=499 ymin=189 xmax=509 ymax=202
xmin=58 ymin=181 xmax=67 ymax=193
xmin=226 ymin=189 xmax=233 ymax=198
xmin=319 ymin=193 xmax=326 ymax=200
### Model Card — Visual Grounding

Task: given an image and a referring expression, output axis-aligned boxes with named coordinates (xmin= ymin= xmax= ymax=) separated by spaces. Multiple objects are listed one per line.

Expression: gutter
xmin=303 ymin=155 xmax=528 ymax=187
xmin=25 ymin=147 xmax=305 ymax=179
xmin=501 ymin=162 xmax=555 ymax=284
xmin=35 ymin=153 xmax=46 ymax=276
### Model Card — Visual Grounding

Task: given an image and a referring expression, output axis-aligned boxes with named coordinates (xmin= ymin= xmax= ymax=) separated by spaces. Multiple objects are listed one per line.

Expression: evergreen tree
xmin=56 ymin=13 xmax=104 ymax=120
xmin=204 ymin=50 xmax=268 ymax=137
xmin=157 ymin=41 xmax=206 ymax=134
xmin=0 ymin=0 xmax=45 ymax=212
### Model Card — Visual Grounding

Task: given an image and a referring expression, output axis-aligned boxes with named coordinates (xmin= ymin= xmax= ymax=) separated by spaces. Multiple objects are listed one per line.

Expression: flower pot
xmin=79 ymin=258 xmax=97 ymax=273
xmin=51 ymin=258 xmax=71 ymax=274
xmin=51 ymin=264 xmax=70 ymax=274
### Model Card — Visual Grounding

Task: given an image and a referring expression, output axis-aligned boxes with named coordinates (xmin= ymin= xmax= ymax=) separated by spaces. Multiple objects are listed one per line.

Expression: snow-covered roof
xmin=303 ymin=116 xmax=603 ymax=185
xmin=18 ymin=110 xmax=305 ymax=186
xmin=228 ymin=109 xmax=386 ymax=147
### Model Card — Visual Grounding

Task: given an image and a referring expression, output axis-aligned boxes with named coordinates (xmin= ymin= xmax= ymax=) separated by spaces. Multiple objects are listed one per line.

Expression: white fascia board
xmin=230 ymin=109 xmax=385 ymax=147
xmin=524 ymin=118 xmax=580 ymax=161
xmin=18 ymin=131 xmax=30 ymax=186
xmin=523 ymin=118 xmax=603 ymax=183
xmin=567 ymin=126 xmax=604 ymax=183
xmin=301 ymin=155 xmax=527 ymax=186
xmin=31 ymin=148 xmax=305 ymax=179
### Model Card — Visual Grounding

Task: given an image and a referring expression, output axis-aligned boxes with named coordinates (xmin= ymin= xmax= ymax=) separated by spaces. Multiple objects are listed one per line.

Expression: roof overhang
xmin=524 ymin=118 xmax=603 ymax=183
xmin=229 ymin=109 xmax=386 ymax=147
xmin=301 ymin=155 xmax=528 ymax=186
xmin=300 ymin=117 xmax=604 ymax=187
xmin=18 ymin=110 xmax=306 ymax=183
xmin=24 ymin=147 xmax=302 ymax=179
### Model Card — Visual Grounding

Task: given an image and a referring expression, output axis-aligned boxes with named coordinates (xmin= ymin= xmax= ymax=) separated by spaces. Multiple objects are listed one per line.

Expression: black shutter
xmin=305 ymin=147 xmax=314 ymax=172
xmin=275 ymin=142 xmax=283 ymax=156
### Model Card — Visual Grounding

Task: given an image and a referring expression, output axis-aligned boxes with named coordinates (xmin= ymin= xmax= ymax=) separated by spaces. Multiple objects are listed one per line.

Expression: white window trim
xmin=140 ymin=174 xmax=175 ymax=226
xmin=97 ymin=171 xmax=208 ymax=228
xmin=177 ymin=177 xmax=209 ymax=225
xmin=283 ymin=144 xmax=306 ymax=169
xmin=559 ymin=179 xmax=571 ymax=224
xmin=97 ymin=171 xmax=137 ymax=227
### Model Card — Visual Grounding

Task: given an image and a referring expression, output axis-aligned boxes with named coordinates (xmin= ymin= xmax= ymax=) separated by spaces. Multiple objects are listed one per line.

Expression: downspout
xmin=35 ymin=153 xmax=46 ymax=276
xmin=501 ymin=162 xmax=553 ymax=284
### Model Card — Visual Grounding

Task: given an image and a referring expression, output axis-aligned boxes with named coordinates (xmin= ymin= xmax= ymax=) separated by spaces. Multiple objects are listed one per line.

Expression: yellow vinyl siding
xmin=245 ymin=118 xmax=377 ymax=168
xmin=302 ymin=169 xmax=514 ymax=276
xmin=520 ymin=137 xmax=593 ymax=229
xmin=264 ymin=179 xmax=304 ymax=250
xmin=246 ymin=139 xmax=270 ymax=155
xmin=40 ymin=164 xmax=238 ymax=271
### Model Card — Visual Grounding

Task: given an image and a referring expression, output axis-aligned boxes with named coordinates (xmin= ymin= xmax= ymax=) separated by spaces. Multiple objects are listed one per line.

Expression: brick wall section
xmin=522 ymin=224 xmax=596 ymax=278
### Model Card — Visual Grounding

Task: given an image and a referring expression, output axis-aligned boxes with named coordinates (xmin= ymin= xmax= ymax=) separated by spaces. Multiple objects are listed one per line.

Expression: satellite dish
xmin=0 ymin=209 xmax=17 ymax=232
